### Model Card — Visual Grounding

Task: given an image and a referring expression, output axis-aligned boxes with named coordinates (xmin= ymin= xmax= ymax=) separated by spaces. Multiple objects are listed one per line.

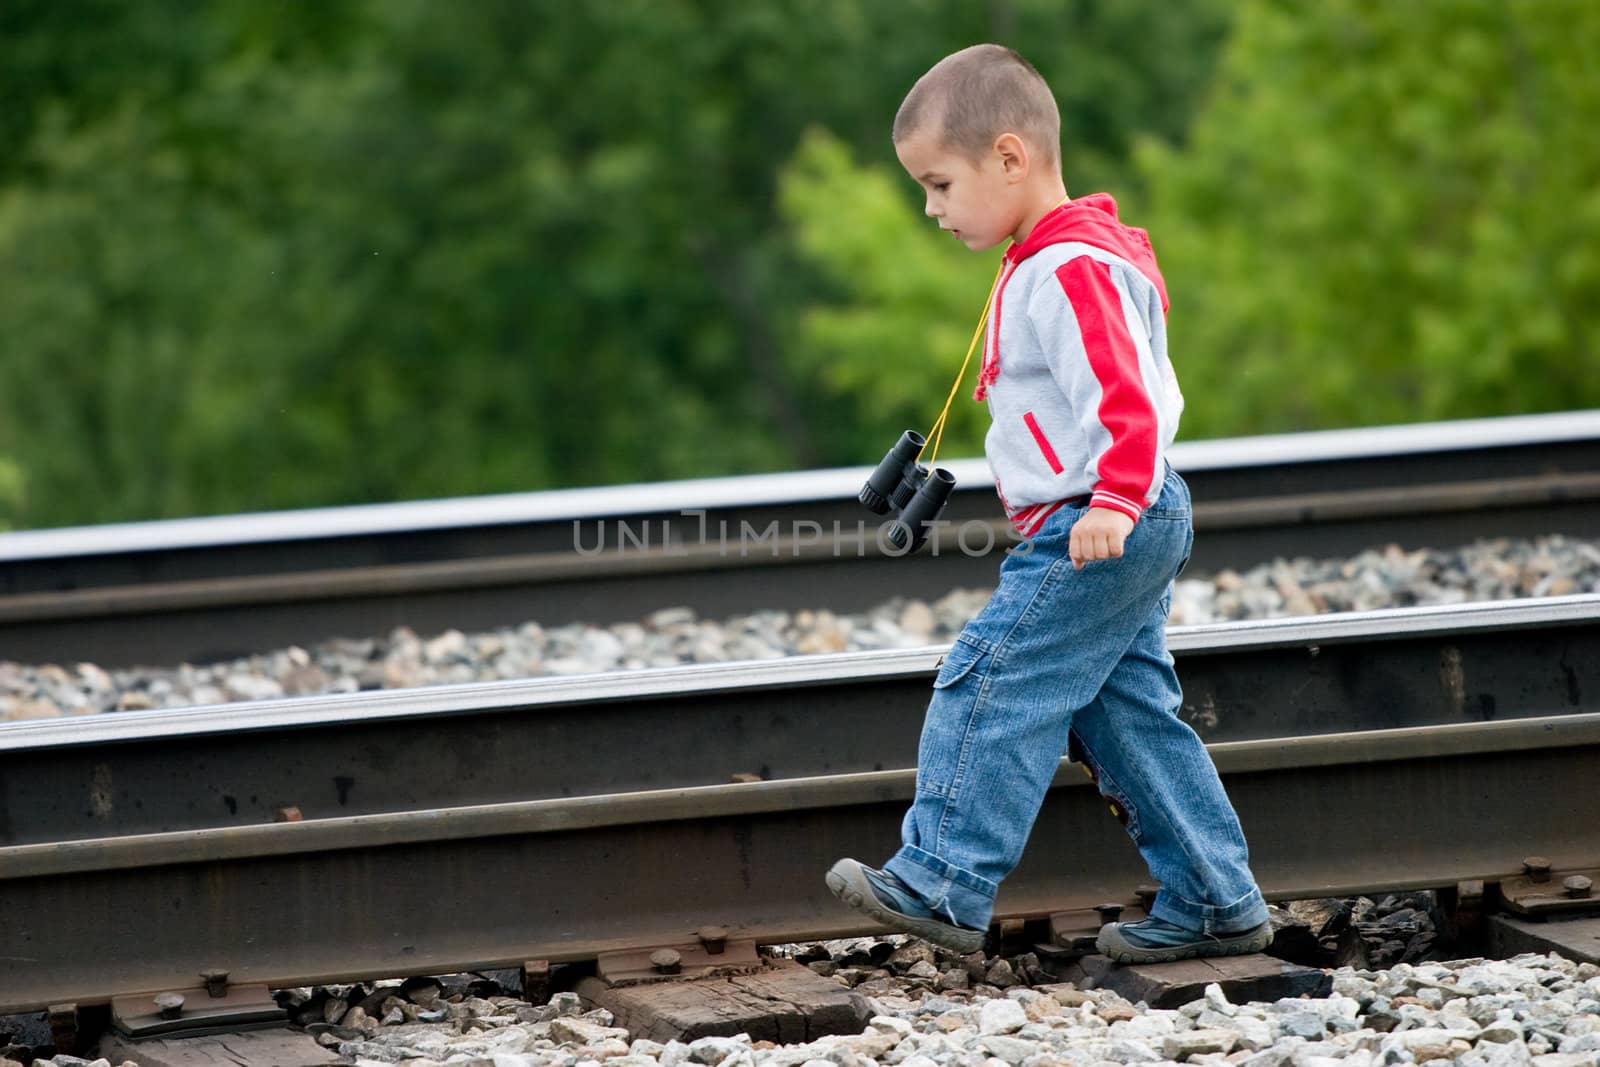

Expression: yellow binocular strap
xmin=923 ymin=257 xmax=1005 ymax=466
xmin=922 ymin=198 xmax=1070 ymax=465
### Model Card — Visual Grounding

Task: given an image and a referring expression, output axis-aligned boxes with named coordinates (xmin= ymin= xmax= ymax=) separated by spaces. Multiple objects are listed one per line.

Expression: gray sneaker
xmin=1096 ymin=916 xmax=1274 ymax=964
xmin=825 ymin=858 xmax=987 ymax=954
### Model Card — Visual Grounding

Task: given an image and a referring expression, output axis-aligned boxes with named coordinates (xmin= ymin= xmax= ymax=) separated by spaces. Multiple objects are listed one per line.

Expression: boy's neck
xmin=1011 ymin=177 xmax=1071 ymax=245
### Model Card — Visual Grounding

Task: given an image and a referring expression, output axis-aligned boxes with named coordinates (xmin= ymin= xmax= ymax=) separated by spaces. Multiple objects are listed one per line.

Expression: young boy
xmin=826 ymin=44 xmax=1273 ymax=963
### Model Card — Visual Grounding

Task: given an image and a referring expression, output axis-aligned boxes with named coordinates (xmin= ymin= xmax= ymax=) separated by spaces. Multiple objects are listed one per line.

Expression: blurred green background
xmin=1 ymin=0 xmax=1596 ymax=531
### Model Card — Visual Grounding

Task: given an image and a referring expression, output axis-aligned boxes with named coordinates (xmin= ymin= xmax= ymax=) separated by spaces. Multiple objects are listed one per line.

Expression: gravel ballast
xmin=288 ymin=946 xmax=1600 ymax=1067
xmin=22 ymin=937 xmax=1594 ymax=1067
xmin=2 ymin=534 xmax=1596 ymax=720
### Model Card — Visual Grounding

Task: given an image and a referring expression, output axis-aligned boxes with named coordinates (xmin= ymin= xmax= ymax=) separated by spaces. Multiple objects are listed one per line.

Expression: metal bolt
xmin=1563 ymin=875 xmax=1593 ymax=899
xmin=155 ymin=992 xmax=185 ymax=1019
xmin=1523 ymin=857 xmax=1553 ymax=883
xmin=200 ymin=968 xmax=229 ymax=998
xmin=1093 ymin=903 xmax=1124 ymax=924
xmin=650 ymin=948 xmax=682 ymax=975
xmin=697 ymin=926 xmax=729 ymax=955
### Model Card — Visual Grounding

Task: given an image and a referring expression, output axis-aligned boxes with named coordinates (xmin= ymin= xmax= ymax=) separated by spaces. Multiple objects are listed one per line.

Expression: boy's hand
xmin=1070 ymin=507 xmax=1136 ymax=570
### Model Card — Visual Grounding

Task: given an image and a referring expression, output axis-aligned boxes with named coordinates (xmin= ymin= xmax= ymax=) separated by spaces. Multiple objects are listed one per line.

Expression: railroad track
xmin=1 ymin=411 xmax=1598 ymax=668
xmin=2 ymin=595 xmax=1596 ymax=1014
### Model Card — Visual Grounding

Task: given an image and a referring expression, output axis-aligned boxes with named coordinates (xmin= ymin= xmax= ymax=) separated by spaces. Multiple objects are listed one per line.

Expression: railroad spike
xmin=200 ymin=968 xmax=229 ymax=997
xmin=697 ymin=926 xmax=729 ymax=955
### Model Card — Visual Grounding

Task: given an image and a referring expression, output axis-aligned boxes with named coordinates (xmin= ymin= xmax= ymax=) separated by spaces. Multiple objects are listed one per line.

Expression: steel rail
xmin=1 ymin=413 xmax=1598 ymax=667
xmin=2 ymin=472 xmax=1596 ymax=626
xmin=0 ymin=595 xmax=1594 ymax=847
xmin=7 ymin=411 xmax=1598 ymax=562
xmin=2 ymin=711 xmax=1597 ymax=1013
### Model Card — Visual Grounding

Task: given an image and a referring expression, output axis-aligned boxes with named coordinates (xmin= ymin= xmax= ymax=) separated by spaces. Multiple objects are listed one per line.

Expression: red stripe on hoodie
xmin=1055 ymin=257 xmax=1157 ymax=520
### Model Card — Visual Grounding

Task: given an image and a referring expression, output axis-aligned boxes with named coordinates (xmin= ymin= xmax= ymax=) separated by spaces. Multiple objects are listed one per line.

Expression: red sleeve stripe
xmin=1019 ymin=500 xmax=1067 ymax=537
xmin=1090 ymin=488 xmax=1145 ymax=514
xmin=1055 ymin=257 xmax=1158 ymax=516
xmin=1089 ymin=493 xmax=1143 ymax=523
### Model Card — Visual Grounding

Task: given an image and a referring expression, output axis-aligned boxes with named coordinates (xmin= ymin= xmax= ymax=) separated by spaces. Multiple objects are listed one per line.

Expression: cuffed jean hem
xmin=1150 ymin=884 xmax=1270 ymax=935
xmin=885 ymin=845 xmax=998 ymax=931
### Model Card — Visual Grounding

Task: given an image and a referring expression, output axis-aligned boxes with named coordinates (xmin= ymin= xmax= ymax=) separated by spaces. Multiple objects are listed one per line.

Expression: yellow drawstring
xmin=923 ymin=258 xmax=1005 ymax=466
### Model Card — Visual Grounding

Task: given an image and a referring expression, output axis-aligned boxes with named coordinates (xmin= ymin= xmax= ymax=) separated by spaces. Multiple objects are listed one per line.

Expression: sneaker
xmin=825 ymin=858 xmax=987 ymax=954
xmin=1096 ymin=915 xmax=1274 ymax=964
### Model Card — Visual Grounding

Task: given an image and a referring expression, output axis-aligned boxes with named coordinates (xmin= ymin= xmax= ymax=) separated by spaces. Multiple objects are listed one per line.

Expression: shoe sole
xmin=825 ymin=859 xmax=986 ymax=954
xmin=1096 ymin=922 xmax=1275 ymax=964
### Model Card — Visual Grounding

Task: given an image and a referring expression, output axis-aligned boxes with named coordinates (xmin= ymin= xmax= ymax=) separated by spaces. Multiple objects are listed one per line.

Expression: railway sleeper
xmin=18 ymin=883 xmax=1600 ymax=1062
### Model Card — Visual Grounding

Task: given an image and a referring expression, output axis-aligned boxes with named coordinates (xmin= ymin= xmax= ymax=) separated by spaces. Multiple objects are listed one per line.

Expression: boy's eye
xmin=932 ymin=182 xmax=949 ymax=193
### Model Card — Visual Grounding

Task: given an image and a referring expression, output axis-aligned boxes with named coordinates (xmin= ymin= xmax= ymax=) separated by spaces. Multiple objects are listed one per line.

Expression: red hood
xmin=1005 ymin=193 xmax=1168 ymax=313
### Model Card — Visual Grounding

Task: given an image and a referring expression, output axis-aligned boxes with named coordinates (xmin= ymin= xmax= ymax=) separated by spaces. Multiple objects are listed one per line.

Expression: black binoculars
xmin=859 ymin=430 xmax=957 ymax=553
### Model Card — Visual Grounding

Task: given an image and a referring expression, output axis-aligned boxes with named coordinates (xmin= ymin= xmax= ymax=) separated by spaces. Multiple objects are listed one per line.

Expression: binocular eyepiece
xmin=859 ymin=430 xmax=957 ymax=553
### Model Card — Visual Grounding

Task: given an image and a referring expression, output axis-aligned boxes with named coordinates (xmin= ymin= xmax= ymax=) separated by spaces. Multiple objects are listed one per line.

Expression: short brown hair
xmin=894 ymin=44 xmax=1061 ymax=168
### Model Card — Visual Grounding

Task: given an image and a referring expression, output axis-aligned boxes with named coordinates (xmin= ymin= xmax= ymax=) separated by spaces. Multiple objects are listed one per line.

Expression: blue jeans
xmin=885 ymin=465 xmax=1268 ymax=934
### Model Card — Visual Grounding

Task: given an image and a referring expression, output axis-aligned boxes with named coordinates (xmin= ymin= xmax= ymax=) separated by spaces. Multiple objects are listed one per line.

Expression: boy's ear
xmin=994 ymin=132 xmax=1030 ymax=183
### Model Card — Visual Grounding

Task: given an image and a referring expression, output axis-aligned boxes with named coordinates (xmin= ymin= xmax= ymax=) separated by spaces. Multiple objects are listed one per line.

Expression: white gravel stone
xmin=1532 ymin=1055 xmax=1600 ymax=1067
xmin=1107 ymin=1037 xmax=1164 ymax=1063
xmin=1204 ymin=983 xmax=1238 ymax=1017
xmin=980 ymin=999 xmax=1029 ymax=1036
xmin=978 ymin=1035 xmax=1041 ymax=1063
xmin=687 ymin=1035 xmax=751 ymax=1065
xmin=1238 ymin=1049 xmax=1296 ymax=1067
xmin=1164 ymin=1028 xmax=1240 ymax=1059
xmin=1226 ymin=1016 xmax=1278 ymax=1051
xmin=1483 ymin=1022 xmax=1529 ymax=1043
xmin=1113 ymin=1013 xmax=1180 ymax=1040
xmin=552 ymin=1017 xmax=631 ymax=1045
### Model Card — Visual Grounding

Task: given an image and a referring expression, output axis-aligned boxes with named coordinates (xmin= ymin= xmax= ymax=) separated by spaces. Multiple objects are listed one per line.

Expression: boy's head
xmin=893 ymin=44 xmax=1065 ymax=251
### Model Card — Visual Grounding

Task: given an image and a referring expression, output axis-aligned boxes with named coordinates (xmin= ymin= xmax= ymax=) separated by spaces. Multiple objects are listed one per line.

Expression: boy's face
xmin=895 ymin=130 xmax=1024 ymax=251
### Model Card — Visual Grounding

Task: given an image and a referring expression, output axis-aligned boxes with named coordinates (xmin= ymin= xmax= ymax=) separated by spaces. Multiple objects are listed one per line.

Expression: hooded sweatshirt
xmin=976 ymin=193 xmax=1183 ymax=537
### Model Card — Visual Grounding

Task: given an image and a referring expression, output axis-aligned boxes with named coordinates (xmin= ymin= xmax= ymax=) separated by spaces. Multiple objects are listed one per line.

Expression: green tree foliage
xmin=780 ymin=129 xmax=1003 ymax=463
xmin=16 ymin=2 xmax=1593 ymax=528
xmin=4 ymin=1 xmax=805 ymax=525
xmin=0 ymin=0 xmax=1272 ymax=531
xmin=778 ymin=0 xmax=1598 ymax=451
xmin=0 ymin=458 xmax=22 ymax=531
xmin=1135 ymin=0 xmax=1600 ymax=435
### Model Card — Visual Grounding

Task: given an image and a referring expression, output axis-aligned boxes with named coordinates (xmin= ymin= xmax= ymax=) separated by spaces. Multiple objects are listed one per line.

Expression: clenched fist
xmin=1069 ymin=507 xmax=1135 ymax=570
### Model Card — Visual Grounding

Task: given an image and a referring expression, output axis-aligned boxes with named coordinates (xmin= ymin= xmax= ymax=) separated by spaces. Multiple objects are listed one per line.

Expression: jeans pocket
xmin=1176 ymin=527 xmax=1194 ymax=579
xmin=933 ymin=634 xmax=992 ymax=689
